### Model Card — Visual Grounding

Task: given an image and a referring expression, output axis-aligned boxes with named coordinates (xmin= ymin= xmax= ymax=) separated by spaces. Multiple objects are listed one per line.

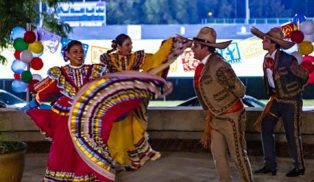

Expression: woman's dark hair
xmin=107 ymin=34 xmax=131 ymax=54
xmin=62 ymin=40 xmax=83 ymax=62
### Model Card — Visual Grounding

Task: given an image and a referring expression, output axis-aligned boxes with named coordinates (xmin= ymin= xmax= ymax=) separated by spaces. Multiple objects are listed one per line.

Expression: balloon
xmin=280 ymin=22 xmax=296 ymax=38
xmin=300 ymin=60 xmax=314 ymax=73
xmin=28 ymin=41 xmax=44 ymax=54
xmin=299 ymin=20 xmax=314 ymax=35
xmin=10 ymin=26 xmax=26 ymax=40
xmin=291 ymin=51 xmax=303 ymax=64
xmin=290 ymin=30 xmax=304 ymax=43
xmin=13 ymin=73 xmax=21 ymax=80
xmin=21 ymin=70 xmax=33 ymax=83
xmin=303 ymin=55 xmax=314 ymax=62
xmin=14 ymin=50 xmax=21 ymax=59
xmin=20 ymin=50 xmax=33 ymax=63
xmin=284 ymin=43 xmax=298 ymax=54
xmin=299 ymin=41 xmax=314 ymax=55
xmin=24 ymin=31 xmax=37 ymax=43
xmin=32 ymin=74 xmax=43 ymax=81
xmin=11 ymin=60 xmax=28 ymax=74
xmin=308 ymin=72 xmax=314 ymax=84
xmin=11 ymin=80 xmax=28 ymax=93
xmin=32 ymin=51 xmax=43 ymax=57
xmin=303 ymin=34 xmax=314 ymax=42
xmin=30 ymin=57 xmax=43 ymax=70
xmin=292 ymin=13 xmax=307 ymax=25
xmin=13 ymin=38 xmax=28 ymax=51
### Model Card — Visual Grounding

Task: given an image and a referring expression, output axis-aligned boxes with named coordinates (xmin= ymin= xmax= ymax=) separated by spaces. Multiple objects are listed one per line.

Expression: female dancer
xmin=100 ymin=34 xmax=190 ymax=170
xmin=23 ymin=40 xmax=109 ymax=181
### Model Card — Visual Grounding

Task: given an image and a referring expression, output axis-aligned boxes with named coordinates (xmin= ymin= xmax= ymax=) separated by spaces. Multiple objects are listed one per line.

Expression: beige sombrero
xmin=250 ymin=26 xmax=295 ymax=49
xmin=178 ymin=27 xmax=232 ymax=49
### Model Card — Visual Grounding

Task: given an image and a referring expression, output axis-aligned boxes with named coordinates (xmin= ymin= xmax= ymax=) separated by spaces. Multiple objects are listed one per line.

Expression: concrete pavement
xmin=23 ymin=152 xmax=314 ymax=182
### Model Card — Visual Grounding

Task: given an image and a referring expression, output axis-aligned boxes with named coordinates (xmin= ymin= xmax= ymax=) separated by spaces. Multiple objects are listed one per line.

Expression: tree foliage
xmin=250 ymin=0 xmax=291 ymax=18
xmin=0 ymin=0 xmax=71 ymax=64
xmin=106 ymin=0 xmax=294 ymax=24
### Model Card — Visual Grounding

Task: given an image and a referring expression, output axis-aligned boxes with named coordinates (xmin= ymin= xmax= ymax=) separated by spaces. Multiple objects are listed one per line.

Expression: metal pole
xmin=38 ymin=0 xmax=43 ymax=27
xmin=245 ymin=0 xmax=250 ymax=24
xmin=26 ymin=23 xmax=31 ymax=102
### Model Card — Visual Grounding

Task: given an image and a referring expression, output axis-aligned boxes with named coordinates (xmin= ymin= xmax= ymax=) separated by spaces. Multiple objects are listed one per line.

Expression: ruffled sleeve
xmin=33 ymin=67 xmax=61 ymax=103
xmin=142 ymin=37 xmax=191 ymax=77
xmin=90 ymin=64 xmax=107 ymax=79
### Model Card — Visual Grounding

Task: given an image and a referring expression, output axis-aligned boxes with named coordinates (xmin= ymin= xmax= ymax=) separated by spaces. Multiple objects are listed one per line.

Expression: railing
xmin=201 ymin=17 xmax=314 ymax=24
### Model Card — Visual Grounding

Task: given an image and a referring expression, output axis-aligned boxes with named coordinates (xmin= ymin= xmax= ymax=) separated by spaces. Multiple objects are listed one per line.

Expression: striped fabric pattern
xmin=69 ymin=71 xmax=167 ymax=181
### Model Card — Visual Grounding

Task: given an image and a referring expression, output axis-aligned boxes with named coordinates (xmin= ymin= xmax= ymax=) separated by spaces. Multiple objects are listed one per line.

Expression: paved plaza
xmin=23 ymin=152 xmax=314 ymax=182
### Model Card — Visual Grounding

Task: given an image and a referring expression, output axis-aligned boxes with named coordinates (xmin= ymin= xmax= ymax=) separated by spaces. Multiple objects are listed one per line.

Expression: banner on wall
xmin=48 ymin=2 xmax=107 ymax=27
xmin=167 ymin=39 xmax=267 ymax=77
xmin=90 ymin=46 xmax=109 ymax=64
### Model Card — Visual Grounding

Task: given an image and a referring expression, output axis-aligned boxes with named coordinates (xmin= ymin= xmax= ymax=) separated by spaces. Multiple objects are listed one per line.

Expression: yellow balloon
xmin=299 ymin=41 xmax=314 ymax=55
xmin=28 ymin=41 xmax=44 ymax=54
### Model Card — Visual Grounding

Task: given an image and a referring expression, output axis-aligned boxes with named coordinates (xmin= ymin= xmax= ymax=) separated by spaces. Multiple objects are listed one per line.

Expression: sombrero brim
xmin=250 ymin=26 xmax=295 ymax=49
xmin=176 ymin=34 xmax=232 ymax=49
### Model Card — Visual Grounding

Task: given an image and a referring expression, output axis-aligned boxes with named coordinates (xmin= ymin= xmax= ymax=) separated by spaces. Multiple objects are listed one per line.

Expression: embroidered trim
xmin=216 ymin=111 xmax=253 ymax=182
xmin=47 ymin=65 xmax=106 ymax=98
xmin=44 ymin=169 xmax=99 ymax=182
xmin=105 ymin=51 xmax=145 ymax=72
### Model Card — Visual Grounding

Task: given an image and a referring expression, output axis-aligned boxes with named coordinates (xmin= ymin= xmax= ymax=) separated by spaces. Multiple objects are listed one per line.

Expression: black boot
xmin=254 ymin=166 xmax=277 ymax=176
xmin=286 ymin=168 xmax=305 ymax=177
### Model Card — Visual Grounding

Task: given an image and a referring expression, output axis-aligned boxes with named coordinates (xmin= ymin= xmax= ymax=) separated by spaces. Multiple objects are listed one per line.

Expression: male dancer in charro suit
xmin=184 ymin=26 xmax=253 ymax=182
xmin=251 ymin=27 xmax=309 ymax=177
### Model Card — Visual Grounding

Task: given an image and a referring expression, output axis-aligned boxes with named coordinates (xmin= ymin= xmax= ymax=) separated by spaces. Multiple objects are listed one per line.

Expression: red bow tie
xmin=194 ymin=63 xmax=205 ymax=89
xmin=264 ymin=57 xmax=275 ymax=70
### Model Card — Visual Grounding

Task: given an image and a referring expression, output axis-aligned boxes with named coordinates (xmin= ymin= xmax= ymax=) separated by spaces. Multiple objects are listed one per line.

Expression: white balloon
xmin=11 ymin=59 xmax=27 ymax=74
xmin=300 ymin=20 xmax=314 ymax=35
xmin=32 ymin=74 xmax=43 ymax=81
xmin=284 ymin=44 xmax=298 ymax=54
xmin=291 ymin=51 xmax=303 ymax=64
xmin=303 ymin=34 xmax=314 ymax=42
xmin=20 ymin=50 xmax=33 ymax=63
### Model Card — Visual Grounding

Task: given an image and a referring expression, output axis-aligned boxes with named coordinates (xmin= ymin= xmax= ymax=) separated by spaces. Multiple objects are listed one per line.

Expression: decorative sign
xmin=90 ymin=46 xmax=109 ymax=64
xmin=181 ymin=49 xmax=200 ymax=72
xmin=218 ymin=42 xmax=241 ymax=64
xmin=48 ymin=2 xmax=106 ymax=27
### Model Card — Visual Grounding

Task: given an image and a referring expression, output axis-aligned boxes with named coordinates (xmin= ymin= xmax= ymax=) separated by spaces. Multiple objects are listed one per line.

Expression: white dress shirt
xmin=265 ymin=50 xmax=277 ymax=88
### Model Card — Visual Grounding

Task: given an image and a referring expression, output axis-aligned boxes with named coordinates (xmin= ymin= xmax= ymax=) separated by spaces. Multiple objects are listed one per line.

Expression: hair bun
xmin=111 ymin=40 xmax=117 ymax=49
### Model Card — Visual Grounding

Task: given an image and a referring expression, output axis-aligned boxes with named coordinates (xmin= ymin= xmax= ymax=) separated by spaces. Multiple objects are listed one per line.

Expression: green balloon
xmin=21 ymin=71 xmax=33 ymax=83
xmin=13 ymin=38 xmax=29 ymax=51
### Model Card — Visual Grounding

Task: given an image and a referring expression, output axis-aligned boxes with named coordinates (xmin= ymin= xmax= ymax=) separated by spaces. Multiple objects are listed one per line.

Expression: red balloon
xmin=14 ymin=73 xmax=21 ymax=80
xmin=290 ymin=30 xmax=304 ymax=43
xmin=308 ymin=72 xmax=314 ymax=84
xmin=301 ymin=60 xmax=314 ymax=73
xmin=303 ymin=55 xmax=314 ymax=62
xmin=28 ymin=79 xmax=40 ymax=93
xmin=24 ymin=31 xmax=36 ymax=43
xmin=14 ymin=50 xmax=21 ymax=59
xmin=30 ymin=57 xmax=43 ymax=70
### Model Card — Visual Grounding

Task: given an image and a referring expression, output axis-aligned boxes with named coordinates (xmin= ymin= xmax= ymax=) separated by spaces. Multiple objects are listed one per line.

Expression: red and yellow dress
xmin=26 ymin=64 xmax=108 ymax=181
xmin=100 ymin=37 xmax=189 ymax=169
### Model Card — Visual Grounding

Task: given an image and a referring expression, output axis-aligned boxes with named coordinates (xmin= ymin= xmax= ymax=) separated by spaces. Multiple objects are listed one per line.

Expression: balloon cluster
xmin=281 ymin=13 xmax=314 ymax=83
xmin=10 ymin=26 xmax=44 ymax=93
